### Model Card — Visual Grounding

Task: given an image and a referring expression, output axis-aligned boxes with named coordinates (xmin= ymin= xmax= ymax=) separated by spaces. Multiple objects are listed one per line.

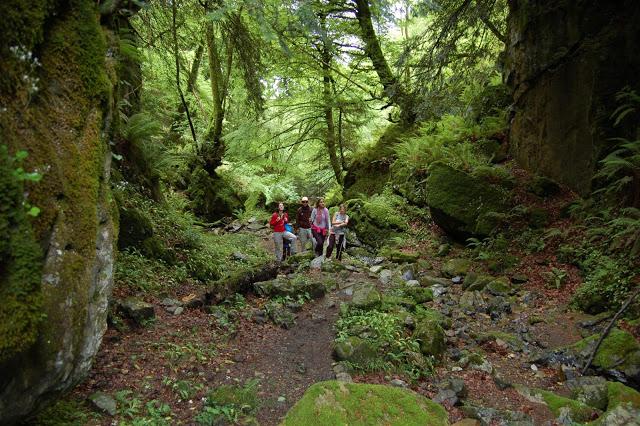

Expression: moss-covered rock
xmin=379 ymin=247 xmax=420 ymax=263
xmin=281 ymin=380 xmax=448 ymax=426
xmin=333 ymin=337 xmax=378 ymax=365
xmin=345 ymin=195 xmax=408 ymax=248
xmin=0 ymin=0 xmax=118 ymax=421
xmin=425 ymin=162 xmax=509 ymax=240
xmin=351 ymin=284 xmax=382 ymax=309
xmin=537 ymin=389 xmax=601 ymax=423
xmin=442 ymin=258 xmax=472 ymax=277
xmin=117 ymin=207 xmax=153 ymax=249
xmin=405 ymin=287 xmax=434 ymax=304
xmin=413 ymin=317 xmax=446 ymax=357
xmin=571 ymin=328 xmax=640 ymax=386
xmin=485 ymin=278 xmax=512 ymax=296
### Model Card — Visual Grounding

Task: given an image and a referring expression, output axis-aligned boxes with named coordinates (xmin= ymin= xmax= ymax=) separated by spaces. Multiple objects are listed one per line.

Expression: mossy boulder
xmin=118 ymin=207 xmax=153 ymax=249
xmin=345 ymin=195 xmax=408 ymax=248
xmin=281 ymin=380 xmax=448 ymax=426
xmin=0 ymin=0 xmax=118 ymax=421
xmin=425 ymin=162 xmax=509 ymax=240
xmin=571 ymin=328 xmax=640 ymax=386
xmin=536 ymin=389 xmax=601 ymax=423
xmin=333 ymin=336 xmax=378 ymax=365
xmin=351 ymin=284 xmax=382 ymax=309
xmin=442 ymin=258 xmax=472 ymax=277
xmin=379 ymin=247 xmax=420 ymax=263
xmin=485 ymin=278 xmax=512 ymax=296
xmin=405 ymin=287 xmax=434 ymax=304
xmin=413 ymin=318 xmax=446 ymax=357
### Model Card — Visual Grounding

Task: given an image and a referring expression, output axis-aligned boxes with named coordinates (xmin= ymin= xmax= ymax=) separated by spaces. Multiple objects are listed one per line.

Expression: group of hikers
xmin=269 ymin=197 xmax=349 ymax=262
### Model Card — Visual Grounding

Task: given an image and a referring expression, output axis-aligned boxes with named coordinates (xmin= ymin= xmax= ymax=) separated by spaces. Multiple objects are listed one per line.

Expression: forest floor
xmin=56 ymin=220 xmax=615 ymax=426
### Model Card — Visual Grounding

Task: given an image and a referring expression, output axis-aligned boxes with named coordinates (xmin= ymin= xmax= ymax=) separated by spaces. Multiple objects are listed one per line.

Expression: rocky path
xmin=68 ymin=225 xmax=640 ymax=425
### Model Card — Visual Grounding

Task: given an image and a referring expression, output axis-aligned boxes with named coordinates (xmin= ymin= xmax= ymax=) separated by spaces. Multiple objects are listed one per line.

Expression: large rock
xmin=350 ymin=284 xmax=382 ymax=309
xmin=0 ymin=1 xmax=121 ymax=421
xmin=333 ymin=336 xmax=378 ymax=365
xmin=425 ymin=162 xmax=509 ymax=240
xmin=281 ymin=381 xmax=448 ymax=425
xmin=413 ymin=317 xmax=446 ymax=357
xmin=505 ymin=0 xmax=640 ymax=194
xmin=344 ymin=195 xmax=408 ymax=248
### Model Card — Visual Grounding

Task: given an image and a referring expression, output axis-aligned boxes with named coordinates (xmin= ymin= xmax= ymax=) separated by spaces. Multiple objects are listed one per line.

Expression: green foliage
xmin=335 ymin=307 xmax=433 ymax=379
xmin=0 ymin=145 xmax=44 ymax=363
xmin=196 ymin=380 xmax=259 ymax=425
xmin=31 ymin=397 xmax=99 ymax=425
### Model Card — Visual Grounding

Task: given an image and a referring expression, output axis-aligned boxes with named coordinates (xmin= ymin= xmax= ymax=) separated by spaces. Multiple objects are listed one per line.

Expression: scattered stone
xmin=181 ymin=293 xmax=205 ymax=308
xmin=511 ymin=274 xmax=529 ymax=284
xmin=485 ymin=278 xmax=512 ymax=296
xmin=233 ymin=251 xmax=249 ymax=261
xmin=442 ymin=258 xmax=472 ymax=278
xmin=369 ymin=265 xmax=384 ymax=274
xmin=402 ymin=269 xmax=415 ymax=281
xmin=390 ymin=379 xmax=408 ymax=388
xmin=252 ymin=309 xmax=268 ymax=324
xmin=277 ymin=396 xmax=286 ymax=403
xmin=434 ymin=377 xmax=467 ymax=406
xmin=118 ymin=298 xmax=155 ymax=325
xmin=161 ymin=298 xmax=181 ymax=307
xmin=459 ymin=291 xmax=488 ymax=313
xmin=430 ymin=284 xmax=448 ymax=298
xmin=461 ymin=404 xmax=532 ymax=426
xmin=265 ymin=301 xmax=296 ymax=329
xmin=405 ymin=287 xmax=434 ymax=304
xmin=451 ymin=276 xmax=463 ymax=284
xmin=378 ymin=269 xmax=395 ymax=286
xmin=419 ymin=275 xmax=451 ymax=287
xmin=173 ymin=306 xmax=184 ymax=316
xmin=335 ymin=372 xmax=352 ymax=382
xmin=405 ymin=279 xmax=420 ymax=288
xmin=246 ymin=222 xmax=264 ymax=231
xmin=88 ymin=391 xmax=117 ymax=416
xmin=433 ymin=389 xmax=459 ymax=406
xmin=310 ymin=256 xmax=325 ymax=270
xmin=351 ymin=284 xmax=382 ymax=309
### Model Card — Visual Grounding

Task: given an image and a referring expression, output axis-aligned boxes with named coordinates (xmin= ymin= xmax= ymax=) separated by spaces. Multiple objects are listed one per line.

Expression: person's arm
xmin=331 ymin=213 xmax=343 ymax=227
xmin=310 ymin=208 xmax=317 ymax=225
xmin=269 ymin=212 xmax=278 ymax=227
xmin=343 ymin=215 xmax=349 ymax=226
xmin=284 ymin=213 xmax=289 ymax=223
xmin=325 ymin=208 xmax=332 ymax=231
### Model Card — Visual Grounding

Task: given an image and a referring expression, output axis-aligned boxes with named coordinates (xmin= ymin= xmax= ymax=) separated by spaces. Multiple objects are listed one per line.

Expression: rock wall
xmin=0 ymin=0 xmax=123 ymax=422
xmin=505 ymin=0 xmax=640 ymax=194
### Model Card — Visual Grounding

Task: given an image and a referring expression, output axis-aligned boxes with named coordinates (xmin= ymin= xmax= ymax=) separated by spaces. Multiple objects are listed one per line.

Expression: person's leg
xmin=298 ymin=228 xmax=308 ymax=252
xmin=326 ymin=234 xmax=336 ymax=258
xmin=283 ymin=231 xmax=297 ymax=255
xmin=336 ymin=234 xmax=345 ymax=260
xmin=317 ymin=232 xmax=326 ymax=256
xmin=273 ymin=232 xmax=283 ymax=261
xmin=312 ymin=230 xmax=322 ymax=256
xmin=283 ymin=239 xmax=289 ymax=260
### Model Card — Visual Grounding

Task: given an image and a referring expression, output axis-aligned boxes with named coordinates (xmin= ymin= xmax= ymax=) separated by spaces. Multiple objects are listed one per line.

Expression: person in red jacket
xmin=269 ymin=202 xmax=297 ymax=261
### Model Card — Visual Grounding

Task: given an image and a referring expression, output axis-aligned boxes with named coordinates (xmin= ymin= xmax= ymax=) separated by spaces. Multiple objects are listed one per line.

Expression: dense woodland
xmin=1 ymin=0 xmax=640 ymax=424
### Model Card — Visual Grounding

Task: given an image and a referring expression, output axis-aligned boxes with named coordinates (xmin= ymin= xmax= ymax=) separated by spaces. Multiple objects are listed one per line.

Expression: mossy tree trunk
xmin=319 ymin=13 xmax=343 ymax=185
xmin=353 ymin=0 xmax=416 ymax=126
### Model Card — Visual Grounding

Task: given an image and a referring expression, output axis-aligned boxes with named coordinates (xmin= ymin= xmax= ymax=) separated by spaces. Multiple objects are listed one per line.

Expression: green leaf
xmin=15 ymin=150 xmax=28 ymax=161
xmin=27 ymin=206 xmax=41 ymax=217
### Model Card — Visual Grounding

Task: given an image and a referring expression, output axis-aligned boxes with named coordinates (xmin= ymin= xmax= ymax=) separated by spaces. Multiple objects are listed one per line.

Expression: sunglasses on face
xmin=302 ymin=201 xmax=308 ymax=203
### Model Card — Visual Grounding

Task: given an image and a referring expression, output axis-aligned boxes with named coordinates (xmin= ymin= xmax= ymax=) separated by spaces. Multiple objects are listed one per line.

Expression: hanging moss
xmin=0 ymin=146 xmax=44 ymax=363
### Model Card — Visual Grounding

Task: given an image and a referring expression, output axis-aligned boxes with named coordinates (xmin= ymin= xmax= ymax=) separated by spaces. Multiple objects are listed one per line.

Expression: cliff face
xmin=505 ymin=0 xmax=640 ymax=194
xmin=0 ymin=1 xmax=123 ymax=422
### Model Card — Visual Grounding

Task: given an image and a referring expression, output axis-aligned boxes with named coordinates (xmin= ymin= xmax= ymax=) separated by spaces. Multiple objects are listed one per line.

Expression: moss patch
xmin=281 ymin=381 xmax=448 ymax=426
xmin=537 ymin=389 xmax=601 ymax=422
xmin=425 ymin=162 xmax=509 ymax=240
xmin=572 ymin=328 xmax=640 ymax=371
xmin=345 ymin=194 xmax=408 ymax=247
xmin=0 ymin=145 xmax=44 ymax=362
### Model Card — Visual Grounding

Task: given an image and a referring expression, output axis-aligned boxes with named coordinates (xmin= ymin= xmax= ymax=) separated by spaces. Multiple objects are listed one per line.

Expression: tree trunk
xmin=203 ymin=18 xmax=225 ymax=174
xmin=320 ymin=15 xmax=343 ymax=185
xmin=353 ymin=0 xmax=415 ymax=125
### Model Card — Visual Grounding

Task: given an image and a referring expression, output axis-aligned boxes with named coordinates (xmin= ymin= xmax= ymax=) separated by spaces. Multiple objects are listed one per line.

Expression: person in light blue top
xmin=326 ymin=204 xmax=348 ymax=260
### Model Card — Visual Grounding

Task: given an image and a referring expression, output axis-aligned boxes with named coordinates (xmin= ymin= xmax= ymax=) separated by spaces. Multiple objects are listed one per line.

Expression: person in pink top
xmin=310 ymin=198 xmax=331 ymax=257
xmin=269 ymin=202 xmax=297 ymax=261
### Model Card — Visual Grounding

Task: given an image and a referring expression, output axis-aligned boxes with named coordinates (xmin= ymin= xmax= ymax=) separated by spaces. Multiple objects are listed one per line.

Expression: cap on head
xmin=301 ymin=196 xmax=309 ymax=202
